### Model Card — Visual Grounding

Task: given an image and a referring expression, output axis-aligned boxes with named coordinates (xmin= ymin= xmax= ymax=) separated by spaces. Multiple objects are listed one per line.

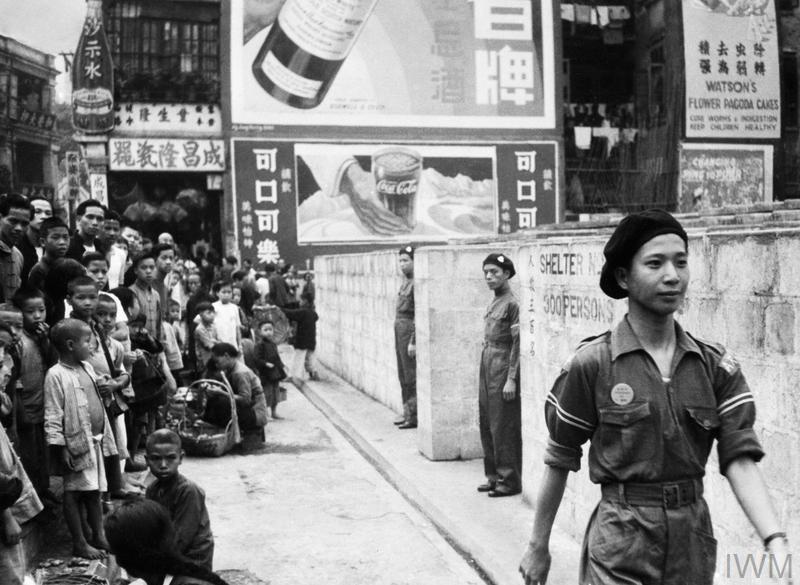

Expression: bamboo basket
xmin=171 ymin=376 xmax=241 ymax=457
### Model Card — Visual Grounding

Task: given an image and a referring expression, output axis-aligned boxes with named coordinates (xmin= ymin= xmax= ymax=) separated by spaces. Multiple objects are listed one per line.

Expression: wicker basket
xmin=172 ymin=377 xmax=241 ymax=457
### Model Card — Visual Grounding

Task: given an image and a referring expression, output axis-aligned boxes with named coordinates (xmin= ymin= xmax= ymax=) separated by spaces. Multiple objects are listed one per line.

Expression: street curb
xmin=294 ymin=375 xmax=521 ymax=585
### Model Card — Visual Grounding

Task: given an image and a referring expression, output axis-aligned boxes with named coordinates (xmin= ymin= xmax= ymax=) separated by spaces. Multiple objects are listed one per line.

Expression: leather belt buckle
xmin=663 ymin=483 xmax=680 ymax=509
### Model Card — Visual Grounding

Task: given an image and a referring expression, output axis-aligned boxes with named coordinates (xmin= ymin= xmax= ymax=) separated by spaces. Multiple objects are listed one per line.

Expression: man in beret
xmin=477 ymin=252 xmax=522 ymax=498
xmin=393 ymin=246 xmax=417 ymax=429
xmin=520 ymin=210 xmax=789 ymax=585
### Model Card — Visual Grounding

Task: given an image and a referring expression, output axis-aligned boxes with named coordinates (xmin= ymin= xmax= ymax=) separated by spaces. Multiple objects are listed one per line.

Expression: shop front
xmin=107 ymin=103 xmax=225 ymax=256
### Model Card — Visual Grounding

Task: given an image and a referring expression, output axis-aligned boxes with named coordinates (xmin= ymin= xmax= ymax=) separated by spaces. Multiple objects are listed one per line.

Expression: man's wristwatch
xmin=763 ymin=531 xmax=788 ymax=550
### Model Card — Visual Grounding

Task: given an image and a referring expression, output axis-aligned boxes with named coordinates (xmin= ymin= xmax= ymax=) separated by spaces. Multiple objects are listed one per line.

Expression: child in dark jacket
xmin=248 ymin=320 xmax=286 ymax=419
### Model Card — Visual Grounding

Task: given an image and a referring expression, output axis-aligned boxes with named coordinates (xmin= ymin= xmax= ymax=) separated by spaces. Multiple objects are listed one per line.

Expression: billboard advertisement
xmin=232 ymin=139 xmax=558 ymax=264
xmin=678 ymin=143 xmax=773 ymax=212
xmin=682 ymin=0 xmax=780 ymax=139
xmin=230 ymin=0 xmax=555 ymax=129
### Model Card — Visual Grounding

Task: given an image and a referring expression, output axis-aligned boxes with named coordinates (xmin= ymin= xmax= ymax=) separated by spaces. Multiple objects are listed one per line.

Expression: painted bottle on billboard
xmin=252 ymin=0 xmax=380 ymax=109
xmin=72 ymin=0 xmax=115 ymax=134
xmin=372 ymin=147 xmax=422 ymax=229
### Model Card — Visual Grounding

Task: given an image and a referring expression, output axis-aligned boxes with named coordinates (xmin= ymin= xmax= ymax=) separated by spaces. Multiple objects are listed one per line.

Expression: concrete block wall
xmin=315 ymin=251 xmax=404 ymax=411
xmin=316 ymin=244 xmax=521 ymax=461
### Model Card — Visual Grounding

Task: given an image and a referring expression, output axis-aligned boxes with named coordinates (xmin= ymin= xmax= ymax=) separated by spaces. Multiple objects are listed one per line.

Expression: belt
xmin=483 ymin=339 xmax=511 ymax=348
xmin=601 ymin=479 xmax=703 ymax=509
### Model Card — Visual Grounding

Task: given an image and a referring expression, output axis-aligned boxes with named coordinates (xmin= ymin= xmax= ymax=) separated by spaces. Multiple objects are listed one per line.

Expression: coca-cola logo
xmin=376 ymin=179 xmax=418 ymax=196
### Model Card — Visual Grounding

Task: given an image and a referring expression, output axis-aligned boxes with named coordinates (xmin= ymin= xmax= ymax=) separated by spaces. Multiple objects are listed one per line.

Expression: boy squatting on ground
xmin=44 ymin=318 xmax=118 ymax=559
xmin=0 ymin=321 xmax=44 ymax=585
xmin=145 ymin=428 xmax=214 ymax=571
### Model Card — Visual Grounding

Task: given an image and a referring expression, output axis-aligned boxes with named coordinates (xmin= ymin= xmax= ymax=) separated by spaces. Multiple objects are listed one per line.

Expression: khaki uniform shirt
xmin=544 ymin=316 xmax=763 ymax=483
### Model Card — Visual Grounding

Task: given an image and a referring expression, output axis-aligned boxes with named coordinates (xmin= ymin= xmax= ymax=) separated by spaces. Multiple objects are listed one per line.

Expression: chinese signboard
xmin=113 ymin=103 xmax=222 ymax=135
xmin=682 ymin=0 xmax=780 ymax=139
xmin=496 ymin=142 xmax=558 ymax=232
xmin=109 ymin=139 xmax=226 ymax=172
xmin=678 ymin=143 xmax=773 ymax=212
xmin=71 ymin=0 xmax=115 ymax=134
xmin=232 ymin=140 xmax=297 ymax=266
xmin=16 ymin=108 xmax=57 ymax=130
xmin=230 ymin=0 xmax=555 ymax=130
xmin=89 ymin=173 xmax=108 ymax=206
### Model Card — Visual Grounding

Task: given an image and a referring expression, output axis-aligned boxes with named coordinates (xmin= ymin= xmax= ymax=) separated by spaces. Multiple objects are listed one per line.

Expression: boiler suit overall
xmin=478 ymin=289 xmax=521 ymax=492
xmin=394 ymin=279 xmax=416 ymax=425
xmin=544 ymin=317 xmax=764 ymax=585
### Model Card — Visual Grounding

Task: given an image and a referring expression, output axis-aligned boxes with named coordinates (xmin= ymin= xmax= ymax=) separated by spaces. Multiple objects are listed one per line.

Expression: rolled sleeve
xmin=714 ymin=355 xmax=765 ymax=473
xmin=718 ymin=428 xmax=764 ymax=473
xmin=543 ymin=357 xmax=598 ymax=472
xmin=544 ymin=437 xmax=583 ymax=472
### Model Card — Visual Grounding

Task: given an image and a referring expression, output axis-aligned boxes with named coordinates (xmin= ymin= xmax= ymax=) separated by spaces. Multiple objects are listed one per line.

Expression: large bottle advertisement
xmin=230 ymin=0 xmax=555 ymax=129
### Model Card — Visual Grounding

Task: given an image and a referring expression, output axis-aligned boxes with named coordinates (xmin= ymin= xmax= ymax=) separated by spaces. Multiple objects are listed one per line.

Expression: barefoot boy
xmin=145 ymin=429 xmax=214 ymax=570
xmin=44 ymin=319 xmax=118 ymax=559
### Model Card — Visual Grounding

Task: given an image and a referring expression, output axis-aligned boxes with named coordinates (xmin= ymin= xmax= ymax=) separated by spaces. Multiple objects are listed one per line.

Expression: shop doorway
xmin=107 ymin=172 xmax=222 ymax=258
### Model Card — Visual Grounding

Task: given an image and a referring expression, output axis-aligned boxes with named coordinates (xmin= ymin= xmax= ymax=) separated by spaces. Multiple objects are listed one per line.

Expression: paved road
xmin=181 ymin=385 xmax=485 ymax=585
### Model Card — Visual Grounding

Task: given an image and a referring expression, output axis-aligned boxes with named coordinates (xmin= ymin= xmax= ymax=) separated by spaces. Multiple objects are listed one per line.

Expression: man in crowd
xmin=100 ymin=210 xmax=122 ymax=249
xmin=66 ymin=199 xmax=106 ymax=261
xmin=18 ymin=196 xmax=52 ymax=286
xmin=0 ymin=194 xmax=32 ymax=303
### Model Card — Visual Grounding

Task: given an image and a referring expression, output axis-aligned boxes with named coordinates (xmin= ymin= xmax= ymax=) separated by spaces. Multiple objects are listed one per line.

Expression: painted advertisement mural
xmin=678 ymin=143 xmax=773 ymax=212
xmin=232 ymin=139 xmax=558 ymax=264
xmin=230 ymin=0 xmax=555 ymax=129
xmin=682 ymin=0 xmax=780 ymax=139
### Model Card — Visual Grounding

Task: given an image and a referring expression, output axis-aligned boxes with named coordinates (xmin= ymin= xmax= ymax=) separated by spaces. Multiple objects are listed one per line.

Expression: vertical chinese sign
xmin=682 ymin=0 xmax=780 ymax=139
xmin=72 ymin=0 xmax=115 ymax=134
xmin=232 ymin=141 xmax=298 ymax=266
xmin=496 ymin=142 xmax=558 ymax=232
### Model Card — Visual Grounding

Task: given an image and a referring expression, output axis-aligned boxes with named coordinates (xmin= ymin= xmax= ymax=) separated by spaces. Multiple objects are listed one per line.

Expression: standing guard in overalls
xmin=393 ymin=246 xmax=417 ymax=429
xmin=519 ymin=210 xmax=791 ymax=585
xmin=477 ymin=253 xmax=522 ymax=498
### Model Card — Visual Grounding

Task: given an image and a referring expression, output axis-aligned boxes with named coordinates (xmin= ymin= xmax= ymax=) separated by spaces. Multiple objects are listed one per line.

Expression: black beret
xmin=599 ymin=209 xmax=688 ymax=299
xmin=399 ymin=245 xmax=414 ymax=258
xmin=483 ymin=253 xmax=515 ymax=278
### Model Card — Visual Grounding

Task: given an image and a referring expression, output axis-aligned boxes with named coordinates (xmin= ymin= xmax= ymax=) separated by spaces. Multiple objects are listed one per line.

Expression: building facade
xmin=0 ymin=35 xmax=59 ymax=199
xmin=98 ymin=0 xmax=225 ymax=254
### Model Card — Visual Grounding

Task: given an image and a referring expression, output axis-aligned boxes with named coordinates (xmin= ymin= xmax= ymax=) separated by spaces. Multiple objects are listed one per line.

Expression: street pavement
xmin=291 ymin=366 xmax=583 ymax=585
xmin=180 ymin=381 xmax=486 ymax=585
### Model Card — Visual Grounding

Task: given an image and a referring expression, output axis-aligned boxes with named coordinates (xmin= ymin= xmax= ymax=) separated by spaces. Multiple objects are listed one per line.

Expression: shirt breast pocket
xmin=684 ymin=406 xmax=721 ymax=463
xmin=596 ymin=402 xmax=656 ymax=468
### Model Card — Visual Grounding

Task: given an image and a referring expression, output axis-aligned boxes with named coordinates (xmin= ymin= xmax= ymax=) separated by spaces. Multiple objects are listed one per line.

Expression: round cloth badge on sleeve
xmin=610 ymin=383 xmax=635 ymax=406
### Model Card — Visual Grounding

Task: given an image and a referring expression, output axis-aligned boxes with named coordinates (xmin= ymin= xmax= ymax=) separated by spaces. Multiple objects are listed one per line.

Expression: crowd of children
xmin=0 ymin=194 xmax=319 ymax=584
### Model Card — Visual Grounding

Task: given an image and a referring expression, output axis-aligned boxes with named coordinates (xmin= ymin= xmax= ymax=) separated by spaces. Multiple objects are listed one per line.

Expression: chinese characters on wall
xmin=109 ymin=139 xmax=225 ymax=172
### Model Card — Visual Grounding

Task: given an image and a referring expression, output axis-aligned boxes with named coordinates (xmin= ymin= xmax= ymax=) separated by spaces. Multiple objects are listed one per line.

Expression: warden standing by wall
xmin=478 ymin=253 xmax=522 ymax=498
xmin=394 ymin=246 xmax=417 ymax=429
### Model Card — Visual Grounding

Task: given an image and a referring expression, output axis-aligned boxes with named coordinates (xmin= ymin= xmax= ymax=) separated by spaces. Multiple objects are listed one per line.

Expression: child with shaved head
xmin=44 ymin=319 xmax=118 ymax=559
xmin=145 ymin=429 xmax=214 ymax=570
